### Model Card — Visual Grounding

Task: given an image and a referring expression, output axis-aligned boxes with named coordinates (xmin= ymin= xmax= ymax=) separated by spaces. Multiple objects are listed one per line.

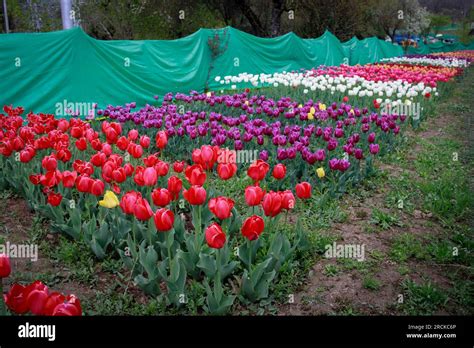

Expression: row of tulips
xmin=0 ymin=254 xmax=81 ymax=316
xmin=381 ymin=55 xmax=471 ymax=68
xmin=97 ymin=90 xmax=405 ymax=186
xmin=431 ymin=51 xmax=474 ymax=60
xmin=214 ymin=70 xmax=441 ymax=105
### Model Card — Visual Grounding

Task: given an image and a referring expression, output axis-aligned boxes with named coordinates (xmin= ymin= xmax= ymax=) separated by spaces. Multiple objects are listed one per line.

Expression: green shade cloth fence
xmin=0 ymin=26 xmax=404 ymax=115
xmin=406 ymin=40 xmax=474 ymax=55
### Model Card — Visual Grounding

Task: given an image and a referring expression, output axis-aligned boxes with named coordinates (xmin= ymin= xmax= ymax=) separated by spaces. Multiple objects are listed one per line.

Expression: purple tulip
xmin=369 ymin=143 xmax=380 ymax=155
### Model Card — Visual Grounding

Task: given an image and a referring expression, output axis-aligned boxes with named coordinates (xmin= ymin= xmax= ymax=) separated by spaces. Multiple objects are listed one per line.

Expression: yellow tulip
xmin=349 ymin=108 xmax=354 ymax=115
xmin=309 ymin=106 xmax=315 ymax=114
xmin=99 ymin=190 xmax=119 ymax=208
xmin=298 ymin=104 xmax=303 ymax=108
xmin=316 ymin=167 xmax=325 ymax=178
xmin=206 ymin=91 xmax=212 ymax=97
xmin=245 ymin=101 xmax=249 ymax=105
xmin=319 ymin=103 xmax=327 ymax=111
xmin=307 ymin=113 xmax=314 ymax=120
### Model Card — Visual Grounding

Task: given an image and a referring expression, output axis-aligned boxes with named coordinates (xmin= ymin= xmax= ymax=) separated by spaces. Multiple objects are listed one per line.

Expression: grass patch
xmin=399 ymin=279 xmax=448 ymax=315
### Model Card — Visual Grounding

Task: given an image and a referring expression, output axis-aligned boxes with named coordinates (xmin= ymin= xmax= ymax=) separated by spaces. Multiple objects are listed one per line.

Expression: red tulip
xmin=116 ymin=136 xmax=129 ymax=151
xmin=120 ymin=191 xmax=141 ymax=215
xmin=295 ymin=182 xmax=312 ymax=199
xmin=104 ymin=127 xmax=119 ymax=144
xmin=109 ymin=154 xmax=123 ymax=167
xmin=101 ymin=161 xmax=115 ymax=182
xmin=151 ymin=188 xmax=171 ymax=207
xmin=247 ymin=159 xmax=270 ymax=182
xmin=29 ymin=174 xmax=41 ymax=185
xmin=133 ymin=166 xmax=146 ymax=186
xmin=90 ymin=180 xmax=105 ymax=196
xmin=143 ymin=167 xmax=158 ymax=186
xmin=129 ymin=143 xmax=143 ymax=159
xmin=245 ymin=185 xmax=265 ymax=206
xmin=62 ymin=170 xmax=77 ymax=188
xmin=42 ymin=155 xmax=57 ymax=171
xmin=5 ymin=284 xmax=29 ymax=314
xmin=76 ymin=175 xmax=93 ymax=193
xmin=12 ymin=137 xmax=24 ymax=151
xmin=185 ymin=164 xmax=206 ymax=186
xmin=173 ymin=161 xmax=185 ymax=173
xmin=56 ymin=148 xmax=72 ymax=163
xmin=70 ymin=126 xmax=83 ymax=139
xmin=0 ymin=140 xmax=13 ymax=157
xmin=47 ymin=192 xmax=62 ymax=206
xmin=34 ymin=137 xmax=50 ymax=150
xmin=134 ymin=197 xmax=154 ymax=221
xmin=167 ymin=176 xmax=182 ymax=200
xmin=102 ymin=143 xmax=112 ymax=157
xmin=205 ymin=223 xmax=226 ymax=249
xmin=19 ymin=147 xmax=35 ymax=163
xmin=139 ymin=135 xmax=150 ymax=148
xmin=217 ymin=162 xmax=237 ymax=180
xmin=90 ymin=138 xmax=103 ymax=151
xmin=154 ymin=208 xmax=174 ymax=232
xmin=280 ymin=190 xmax=295 ymax=210
xmin=112 ymin=183 xmax=121 ymax=194
xmin=241 ymin=215 xmax=265 ymax=240
xmin=128 ymin=129 xmax=139 ymax=141
xmin=57 ymin=119 xmax=69 ymax=132
xmin=143 ymin=154 xmax=159 ymax=167
xmin=156 ymin=131 xmax=168 ymax=149
xmin=75 ymin=137 xmax=87 ymax=151
xmin=343 ymin=96 xmax=349 ymax=103
xmin=42 ymin=292 xmax=65 ymax=316
xmin=262 ymin=191 xmax=283 ymax=217
xmin=73 ymin=160 xmax=94 ymax=176
xmin=26 ymin=281 xmax=49 ymax=315
xmin=124 ymin=163 xmax=134 ymax=176
xmin=155 ymin=161 xmax=169 ymax=177
xmin=112 ymin=167 xmax=126 ymax=183
xmin=208 ymin=196 xmax=234 ymax=220
xmin=192 ymin=145 xmax=218 ymax=170
xmin=0 ymin=253 xmax=11 ymax=278
xmin=91 ymin=152 xmax=106 ymax=167
xmin=183 ymin=185 xmax=206 ymax=205
xmin=40 ymin=170 xmax=63 ymax=188
xmin=52 ymin=295 xmax=82 ymax=316
xmin=272 ymin=164 xmax=286 ymax=180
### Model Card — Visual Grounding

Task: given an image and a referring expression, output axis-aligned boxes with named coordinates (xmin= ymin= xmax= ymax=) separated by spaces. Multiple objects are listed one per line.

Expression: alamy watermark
xmin=55 ymin=99 xmax=96 ymax=118
xmin=324 ymin=242 xmax=365 ymax=262
xmin=0 ymin=242 xmax=38 ymax=262
xmin=217 ymin=148 xmax=259 ymax=164
xmin=381 ymin=101 xmax=421 ymax=120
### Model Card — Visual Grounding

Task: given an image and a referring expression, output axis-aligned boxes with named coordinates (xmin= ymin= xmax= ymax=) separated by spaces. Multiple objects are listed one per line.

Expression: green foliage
xmin=323 ymin=264 xmax=339 ymax=277
xmin=370 ymin=209 xmax=402 ymax=230
xmin=362 ymin=276 xmax=381 ymax=291
xmin=399 ymin=279 xmax=448 ymax=315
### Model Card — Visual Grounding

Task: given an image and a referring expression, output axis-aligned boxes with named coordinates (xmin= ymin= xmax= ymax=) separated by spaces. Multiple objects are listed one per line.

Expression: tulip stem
xmin=0 ymin=280 xmax=5 ymax=315
xmin=194 ymin=205 xmax=202 ymax=253
xmin=167 ymin=238 xmax=172 ymax=262
xmin=247 ymin=239 xmax=252 ymax=271
xmin=216 ymin=248 xmax=221 ymax=281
